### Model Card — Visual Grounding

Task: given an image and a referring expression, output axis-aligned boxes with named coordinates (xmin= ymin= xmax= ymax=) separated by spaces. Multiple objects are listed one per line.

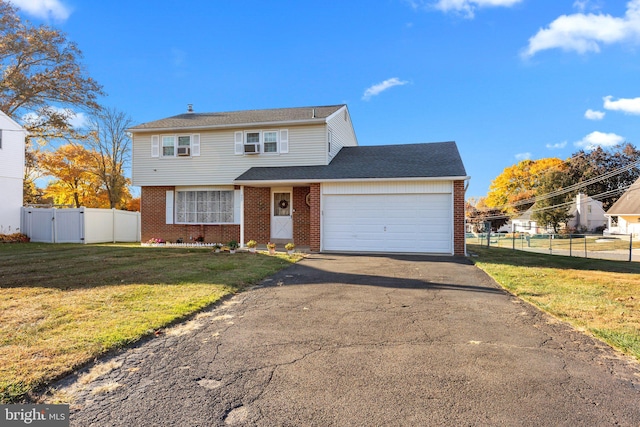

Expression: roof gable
xmin=606 ymin=176 xmax=640 ymax=215
xmin=129 ymin=105 xmax=345 ymax=131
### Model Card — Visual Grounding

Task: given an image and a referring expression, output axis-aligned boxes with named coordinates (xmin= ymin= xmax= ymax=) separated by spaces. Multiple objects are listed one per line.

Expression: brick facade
xmin=243 ymin=186 xmax=271 ymax=244
xmin=292 ymin=187 xmax=311 ymax=246
xmin=142 ymin=180 xmax=465 ymax=255
xmin=453 ymin=180 xmax=466 ymax=256
xmin=140 ymin=186 xmax=239 ymax=244
xmin=309 ymin=183 xmax=321 ymax=252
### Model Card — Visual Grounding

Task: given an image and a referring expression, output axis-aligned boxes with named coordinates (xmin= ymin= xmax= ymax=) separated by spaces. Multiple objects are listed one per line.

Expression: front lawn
xmin=0 ymin=243 xmax=301 ymax=403
xmin=468 ymin=244 xmax=640 ymax=361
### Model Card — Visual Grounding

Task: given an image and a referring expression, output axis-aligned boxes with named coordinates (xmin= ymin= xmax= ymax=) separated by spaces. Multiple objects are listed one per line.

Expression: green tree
xmin=567 ymin=143 xmax=640 ymax=210
xmin=531 ymin=168 xmax=574 ymax=233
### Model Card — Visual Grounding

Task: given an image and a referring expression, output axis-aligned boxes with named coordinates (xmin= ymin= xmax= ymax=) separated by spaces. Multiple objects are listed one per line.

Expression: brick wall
xmin=309 ymin=183 xmax=321 ymax=252
xmin=141 ymin=186 xmax=239 ymax=243
xmin=292 ymin=187 xmax=311 ymax=246
xmin=243 ymin=186 xmax=271 ymax=243
xmin=453 ymin=180 xmax=466 ymax=256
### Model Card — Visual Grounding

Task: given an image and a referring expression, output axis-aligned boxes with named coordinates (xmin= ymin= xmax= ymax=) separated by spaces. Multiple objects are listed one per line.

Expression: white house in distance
xmin=605 ymin=177 xmax=640 ymax=238
xmin=503 ymin=193 xmax=606 ymax=234
xmin=0 ymin=111 xmax=26 ymax=234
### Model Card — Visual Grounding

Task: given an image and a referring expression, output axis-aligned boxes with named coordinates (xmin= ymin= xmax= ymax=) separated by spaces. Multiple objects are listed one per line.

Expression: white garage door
xmin=323 ymin=193 xmax=452 ymax=253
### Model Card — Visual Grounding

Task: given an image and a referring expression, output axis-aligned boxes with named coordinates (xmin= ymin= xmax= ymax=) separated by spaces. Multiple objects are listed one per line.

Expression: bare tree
xmin=86 ymin=108 xmax=133 ymax=209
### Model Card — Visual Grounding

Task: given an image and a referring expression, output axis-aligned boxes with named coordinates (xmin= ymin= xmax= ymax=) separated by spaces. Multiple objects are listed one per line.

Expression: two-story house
xmin=0 ymin=110 xmax=27 ymax=234
xmin=129 ymin=104 xmax=469 ymax=255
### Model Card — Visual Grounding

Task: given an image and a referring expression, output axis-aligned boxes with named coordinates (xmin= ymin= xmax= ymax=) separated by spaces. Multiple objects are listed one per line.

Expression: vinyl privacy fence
xmin=21 ymin=207 xmax=141 ymax=243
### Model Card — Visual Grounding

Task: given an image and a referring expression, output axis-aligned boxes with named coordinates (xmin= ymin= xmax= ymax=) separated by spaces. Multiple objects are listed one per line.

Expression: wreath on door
xmin=278 ymin=199 xmax=289 ymax=209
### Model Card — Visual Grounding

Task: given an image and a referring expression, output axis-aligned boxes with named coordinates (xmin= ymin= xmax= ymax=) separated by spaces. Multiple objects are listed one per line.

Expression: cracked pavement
xmin=54 ymin=254 xmax=640 ymax=426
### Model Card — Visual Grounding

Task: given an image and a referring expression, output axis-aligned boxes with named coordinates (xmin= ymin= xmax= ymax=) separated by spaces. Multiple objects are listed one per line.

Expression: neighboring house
xmin=0 ymin=110 xmax=27 ymax=234
xmin=605 ymin=177 xmax=640 ymax=237
xmin=129 ymin=104 xmax=469 ymax=255
xmin=566 ymin=193 xmax=606 ymax=231
xmin=503 ymin=193 xmax=606 ymax=234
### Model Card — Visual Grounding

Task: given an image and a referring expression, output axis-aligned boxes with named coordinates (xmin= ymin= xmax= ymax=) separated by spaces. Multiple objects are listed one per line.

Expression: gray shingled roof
xmin=235 ymin=141 xmax=467 ymax=182
xmin=606 ymin=177 xmax=640 ymax=215
xmin=129 ymin=105 xmax=345 ymax=131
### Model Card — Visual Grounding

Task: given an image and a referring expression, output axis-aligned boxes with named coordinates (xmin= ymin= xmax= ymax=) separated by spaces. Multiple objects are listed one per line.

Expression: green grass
xmin=468 ymin=244 xmax=640 ymax=361
xmin=0 ymin=243 xmax=302 ymax=403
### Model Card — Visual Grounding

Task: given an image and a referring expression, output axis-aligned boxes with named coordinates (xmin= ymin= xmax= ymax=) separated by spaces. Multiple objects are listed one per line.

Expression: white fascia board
xmin=324 ymin=105 xmax=347 ymax=122
xmin=234 ymin=175 xmax=471 ymax=186
xmin=127 ymin=118 xmax=327 ymax=134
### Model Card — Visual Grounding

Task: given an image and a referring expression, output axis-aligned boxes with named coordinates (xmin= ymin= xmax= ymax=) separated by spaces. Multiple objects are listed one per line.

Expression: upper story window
xmin=152 ymin=134 xmax=200 ymax=158
xmin=263 ymin=131 xmax=278 ymax=153
xmin=235 ymin=130 xmax=288 ymax=155
xmin=328 ymin=130 xmax=332 ymax=153
xmin=162 ymin=136 xmax=175 ymax=157
xmin=0 ymin=130 xmax=3 ymax=149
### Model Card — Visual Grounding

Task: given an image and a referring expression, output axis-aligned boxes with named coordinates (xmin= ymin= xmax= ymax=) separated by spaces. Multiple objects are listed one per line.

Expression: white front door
xmin=271 ymin=188 xmax=293 ymax=240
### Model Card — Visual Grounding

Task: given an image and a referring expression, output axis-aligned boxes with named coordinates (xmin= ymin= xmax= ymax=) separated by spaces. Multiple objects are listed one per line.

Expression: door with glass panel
xmin=271 ymin=189 xmax=293 ymax=240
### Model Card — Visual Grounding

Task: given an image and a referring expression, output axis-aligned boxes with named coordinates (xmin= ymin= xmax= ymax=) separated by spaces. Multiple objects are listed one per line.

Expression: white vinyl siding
xmin=0 ymin=112 xmax=26 ymax=232
xmin=326 ymin=106 xmax=357 ymax=161
xmin=132 ymin=124 xmax=327 ymax=186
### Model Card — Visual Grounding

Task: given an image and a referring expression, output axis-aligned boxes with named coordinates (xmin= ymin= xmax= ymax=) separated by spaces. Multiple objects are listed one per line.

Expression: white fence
xmin=21 ymin=207 xmax=141 ymax=244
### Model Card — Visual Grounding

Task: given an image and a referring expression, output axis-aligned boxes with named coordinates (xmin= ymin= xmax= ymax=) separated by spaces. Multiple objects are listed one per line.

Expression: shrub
xmin=0 ymin=233 xmax=30 ymax=243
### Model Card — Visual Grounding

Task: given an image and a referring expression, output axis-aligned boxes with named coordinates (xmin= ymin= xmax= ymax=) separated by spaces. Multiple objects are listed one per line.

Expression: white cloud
xmin=362 ymin=78 xmax=408 ymax=101
xmin=546 ymin=141 xmax=568 ymax=149
xmin=515 ymin=152 xmax=531 ymax=160
xmin=603 ymin=95 xmax=640 ymax=115
xmin=22 ymin=107 xmax=88 ymax=129
xmin=522 ymin=0 xmax=640 ymax=58
xmin=574 ymin=131 xmax=625 ymax=149
xmin=433 ymin=0 xmax=523 ymax=18
xmin=584 ymin=109 xmax=605 ymax=120
xmin=11 ymin=0 xmax=71 ymax=21
xmin=403 ymin=0 xmax=522 ymax=18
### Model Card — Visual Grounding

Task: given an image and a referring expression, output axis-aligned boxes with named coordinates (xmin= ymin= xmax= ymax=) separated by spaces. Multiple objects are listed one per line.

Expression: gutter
xmin=126 ymin=117 xmax=328 ymax=134
xmin=233 ymin=175 xmax=471 ymax=186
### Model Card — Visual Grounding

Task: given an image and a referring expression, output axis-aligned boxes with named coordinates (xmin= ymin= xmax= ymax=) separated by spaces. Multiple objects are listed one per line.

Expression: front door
xmin=271 ymin=188 xmax=293 ymax=240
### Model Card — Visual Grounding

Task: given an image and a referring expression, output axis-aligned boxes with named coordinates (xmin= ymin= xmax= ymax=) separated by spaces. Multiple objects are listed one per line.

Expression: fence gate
xmin=22 ymin=208 xmax=85 ymax=243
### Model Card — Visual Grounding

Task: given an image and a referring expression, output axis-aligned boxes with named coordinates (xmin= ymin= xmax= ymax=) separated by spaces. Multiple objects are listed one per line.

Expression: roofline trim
xmin=234 ymin=175 xmax=471 ymax=186
xmin=126 ymin=117 xmax=328 ymax=133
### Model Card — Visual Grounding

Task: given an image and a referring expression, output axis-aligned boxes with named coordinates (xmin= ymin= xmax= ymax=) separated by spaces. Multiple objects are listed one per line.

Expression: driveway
xmin=59 ymin=254 xmax=640 ymax=426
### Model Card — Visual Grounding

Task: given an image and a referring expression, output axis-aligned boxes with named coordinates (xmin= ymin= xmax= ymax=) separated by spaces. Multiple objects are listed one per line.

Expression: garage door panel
xmin=323 ymin=193 xmax=452 ymax=254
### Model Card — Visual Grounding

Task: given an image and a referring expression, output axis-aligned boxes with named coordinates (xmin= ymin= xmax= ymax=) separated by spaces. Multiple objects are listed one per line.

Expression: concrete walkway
xmin=56 ymin=254 xmax=640 ymax=426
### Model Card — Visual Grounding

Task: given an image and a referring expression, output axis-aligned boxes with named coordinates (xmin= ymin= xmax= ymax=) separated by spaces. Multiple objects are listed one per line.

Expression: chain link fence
xmin=467 ymin=232 xmax=635 ymax=262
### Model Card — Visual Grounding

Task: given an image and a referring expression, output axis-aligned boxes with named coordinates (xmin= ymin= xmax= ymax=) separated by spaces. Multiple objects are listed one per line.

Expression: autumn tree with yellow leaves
xmin=485 ymin=158 xmax=565 ymax=215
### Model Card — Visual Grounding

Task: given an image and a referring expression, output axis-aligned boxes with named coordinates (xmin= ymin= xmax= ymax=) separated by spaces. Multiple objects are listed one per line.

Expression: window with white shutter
xmin=279 ymin=129 xmax=289 ymax=153
xmin=151 ymin=135 xmax=160 ymax=157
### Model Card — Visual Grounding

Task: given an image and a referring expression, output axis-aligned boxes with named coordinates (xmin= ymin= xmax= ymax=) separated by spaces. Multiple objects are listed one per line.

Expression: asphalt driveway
xmin=60 ymin=254 xmax=640 ymax=426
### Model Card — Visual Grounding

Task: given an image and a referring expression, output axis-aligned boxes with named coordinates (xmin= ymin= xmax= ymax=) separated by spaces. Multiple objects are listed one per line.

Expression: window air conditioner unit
xmin=177 ymin=146 xmax=190 ymax=156
xmin=244 ymin=143 xmax=260 ymax=154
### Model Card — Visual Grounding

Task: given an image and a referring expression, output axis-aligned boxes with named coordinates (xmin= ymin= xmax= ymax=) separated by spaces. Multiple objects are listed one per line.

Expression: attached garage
xmin=322 ymin=181 xmax=453 ymax=254
xmin=235 ymin=141 xmax=469 ymax=255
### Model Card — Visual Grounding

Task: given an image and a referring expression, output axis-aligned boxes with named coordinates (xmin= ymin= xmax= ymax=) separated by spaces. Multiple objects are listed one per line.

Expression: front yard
xmin=469 ymin=244 xmax=640 ymax=362
xmin=0 ymin=243 xmax=301 ymax=403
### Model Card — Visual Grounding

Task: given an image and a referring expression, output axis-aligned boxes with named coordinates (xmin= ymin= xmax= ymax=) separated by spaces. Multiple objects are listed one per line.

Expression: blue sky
xmin=11 ymin=0 xmax=640 ymax=198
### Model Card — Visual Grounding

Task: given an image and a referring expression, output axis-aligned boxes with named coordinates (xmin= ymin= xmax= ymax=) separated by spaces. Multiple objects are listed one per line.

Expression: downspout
xmin=464 ymin=180 xmax=470 ymax=257
xmin=240 ymin=186 xmax=245 ymax=247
